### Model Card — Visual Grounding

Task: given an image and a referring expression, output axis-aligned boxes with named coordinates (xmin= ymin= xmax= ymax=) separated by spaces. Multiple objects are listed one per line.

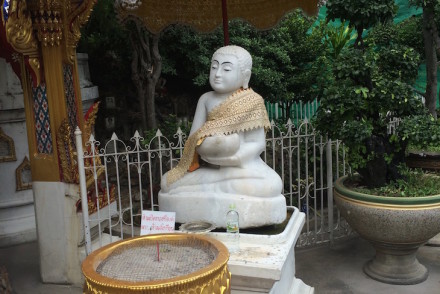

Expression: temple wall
xmin=0 ymin=57 xmax=36 ymax=247
xmin=0 ymin=54 xmax=98 ymax=247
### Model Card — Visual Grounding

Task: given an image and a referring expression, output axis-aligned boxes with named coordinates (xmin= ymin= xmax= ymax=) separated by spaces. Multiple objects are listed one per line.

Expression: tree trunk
xmin=358 ymin=135 xmax=387 ymax=188
xmin=422 ymin=2 xmax=438 ymax=119
xmin=145 ymin=35 xmax=161 ymax=130
xmin=130 ymin=32 xmax=148 ymax=131
xmin=128 ymin=21 xmax=162 ymax=131
xmin=357 ymin=135 xmax=406 ymax=188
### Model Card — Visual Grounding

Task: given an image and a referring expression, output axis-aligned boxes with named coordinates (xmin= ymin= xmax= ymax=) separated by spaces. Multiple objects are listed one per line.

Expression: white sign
xmin=140 ymin=211 xmax=176 ymax=235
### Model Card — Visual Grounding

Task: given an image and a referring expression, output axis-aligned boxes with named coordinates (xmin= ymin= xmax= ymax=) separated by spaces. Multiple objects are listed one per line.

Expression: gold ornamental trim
xmin=82 ymin=233 xmax=231 ymax=294
xmin=83 ymin=101 xmax=100 ymax=144
xmin=5 ymin=0 xmax=41 ymax=84
xmin=64 ymin=0 xmax=97 ymax=64
xmin=0 ymin=127 xmax=16 ymax=163
xmin=335 ymin=190 xmax=440 ymax=211
xmin=5 ymin=0 xmax=38 ymax=53
xmin=57 ymin=119 xmax=78 ymax=183
xmin=15 ymin=156 xmax=32 ymax=191
xmin=28 ymin=0 xmax=63 ymax=47
xmin=166 ymin=88 xmax=270 ymax=185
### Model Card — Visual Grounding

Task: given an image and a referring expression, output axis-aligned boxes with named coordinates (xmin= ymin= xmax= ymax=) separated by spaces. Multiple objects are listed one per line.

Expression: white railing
xmin=76 ymin=119 xmax=353 ymax=255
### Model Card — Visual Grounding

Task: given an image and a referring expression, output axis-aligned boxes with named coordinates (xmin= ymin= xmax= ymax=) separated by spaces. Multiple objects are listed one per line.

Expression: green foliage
xmin=326 ymin=0 xmax=396 ymax=46
xmin=314 ymin=1 xmax=429 ymax=188
xmin=399 ymin=114 xmax=440 ymax=152
xmin=395 ymin=17 xmax=425 ymax=57
xmin=367 ymin=22 xmax=397 ymax=46
xmin=78 ymin=0 xmax=132 ymax=93
xmin=410 ymin=0 xmax=438 ymax=8
xmin=159 ymin=11 xmax=327 ymax=115
xmin=375 ymin=44 xmax=420 ymax=84
xmin=160 ymin=25 xmax=222 ymax=89
xmin=354 ymin=168 xmax=440 ymax=197
xmin=323 ymin=22 xmax=356 ymax=59
xmin=249 ymin=12 xmax=327 ymax=104
xmin=142 ymin=114 xmax=192 ymax=147
xmin=368 ymin=16 xmax=425 ymax=58
xmin=314 ymin=42 xmax=425 ymax=187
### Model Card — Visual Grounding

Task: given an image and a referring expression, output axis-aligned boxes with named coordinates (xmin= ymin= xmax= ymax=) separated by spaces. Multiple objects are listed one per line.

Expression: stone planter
xmin=82 ymin=233 xmax=231 ymax=293
xmin=334 ymin=175 xmax=440 ymax=285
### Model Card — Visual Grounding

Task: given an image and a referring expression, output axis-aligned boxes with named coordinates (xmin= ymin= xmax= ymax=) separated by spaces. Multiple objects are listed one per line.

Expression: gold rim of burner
xmin=82 ymin=233 xmax=230 ymax=293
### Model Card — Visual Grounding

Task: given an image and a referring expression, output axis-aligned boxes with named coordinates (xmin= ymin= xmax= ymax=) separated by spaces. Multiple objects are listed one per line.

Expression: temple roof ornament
xmin=0 ymin=0 xmax=97 ymax=86
xmin=3 ymin=0 xmax=40 ymax=85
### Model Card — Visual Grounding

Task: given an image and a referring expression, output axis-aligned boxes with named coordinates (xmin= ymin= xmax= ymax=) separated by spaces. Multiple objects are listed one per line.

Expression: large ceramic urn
xmin=334 ymin=175 xmax=440 ymax=285
xmin=82 ymin=233 xmax=231 ymax=293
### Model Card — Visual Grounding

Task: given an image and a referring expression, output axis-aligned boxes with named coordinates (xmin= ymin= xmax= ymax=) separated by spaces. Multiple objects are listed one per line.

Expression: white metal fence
xmin=76 ymin=119 xmax=353 ymax=254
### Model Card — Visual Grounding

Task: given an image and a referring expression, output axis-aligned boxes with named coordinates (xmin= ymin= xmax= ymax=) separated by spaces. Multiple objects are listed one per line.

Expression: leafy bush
xmin=315 ymin=42 xmax=425 ymax=188
xmin=354 ymin=168 xmax=440 ymax=197
xmin=399 ymin=114 xmax=440 ymax=153
xmin=314 ymin=0 xmax=429 ymax=189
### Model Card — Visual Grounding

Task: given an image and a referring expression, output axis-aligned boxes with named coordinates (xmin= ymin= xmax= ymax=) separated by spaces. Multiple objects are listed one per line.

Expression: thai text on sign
xmin=140 ymin=211 xmax=176 ymax=235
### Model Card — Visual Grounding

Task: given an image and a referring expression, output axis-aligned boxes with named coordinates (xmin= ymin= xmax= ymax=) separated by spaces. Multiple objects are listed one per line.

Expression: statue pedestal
xmin=159 ymin=192 xmax=286 ymax=228
xmin=209 ymin=207 xmax=314 ymax=293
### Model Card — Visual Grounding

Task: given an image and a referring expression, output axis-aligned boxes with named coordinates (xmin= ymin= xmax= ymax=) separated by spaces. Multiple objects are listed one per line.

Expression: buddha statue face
xmin=209 ymin=45 xmax=252 ymax=94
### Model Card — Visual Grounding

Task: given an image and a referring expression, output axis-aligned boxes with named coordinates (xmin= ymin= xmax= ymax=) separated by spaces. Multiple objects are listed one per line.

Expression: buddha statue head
xmin=209 ymin=45 xmax=252 ymax=94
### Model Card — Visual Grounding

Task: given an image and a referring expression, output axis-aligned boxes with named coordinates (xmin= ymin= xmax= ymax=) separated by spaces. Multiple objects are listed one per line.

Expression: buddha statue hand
xmin=197 ymin=133 xmax=240 ymax=166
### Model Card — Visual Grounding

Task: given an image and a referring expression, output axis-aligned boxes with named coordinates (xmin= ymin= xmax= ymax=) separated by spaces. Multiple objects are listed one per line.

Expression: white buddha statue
xmin=159 ymin=45 xmax=286 ymax=228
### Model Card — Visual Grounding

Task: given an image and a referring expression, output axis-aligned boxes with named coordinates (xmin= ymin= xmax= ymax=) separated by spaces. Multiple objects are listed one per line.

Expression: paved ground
xmin=0 ymin=242 xmax=82 ymax=294
xmin=296 ymin=237 xmax=440 ymax=294
xmin=1 ymin=237 xmax=439 ymax=293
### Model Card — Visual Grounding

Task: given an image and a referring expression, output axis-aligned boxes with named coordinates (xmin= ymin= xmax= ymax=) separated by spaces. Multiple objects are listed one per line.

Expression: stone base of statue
xmin=212 ymin=206 xmax=313 ymax=293
xmin=158 ymin=191 xmax=287 ymax=229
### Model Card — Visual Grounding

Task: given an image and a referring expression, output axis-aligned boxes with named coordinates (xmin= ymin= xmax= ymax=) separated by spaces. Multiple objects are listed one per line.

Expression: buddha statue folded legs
xmin=158 ymin=45 xmax=287 ymax=228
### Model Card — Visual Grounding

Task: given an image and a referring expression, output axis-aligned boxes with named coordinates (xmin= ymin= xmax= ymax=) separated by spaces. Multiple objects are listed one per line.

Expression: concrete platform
xmin=1 ymin=237 xmax=439 ymax=293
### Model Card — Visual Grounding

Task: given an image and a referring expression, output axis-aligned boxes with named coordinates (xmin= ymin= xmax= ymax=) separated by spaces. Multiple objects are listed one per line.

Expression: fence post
xmin=326 ymin=138 xmax=334 ymax=245
xmin=75 ymin=127 xmax=92 ymax=255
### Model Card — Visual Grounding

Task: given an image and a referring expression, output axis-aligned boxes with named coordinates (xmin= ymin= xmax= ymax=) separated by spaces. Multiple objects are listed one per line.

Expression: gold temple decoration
xmin=15 ymin=156 xmax=32 ymax=191
xmin=6 ymin=0 xmax=97 ymax=69
xmin=5 ymin=0 xmax=41 ymax=85
xmin=81 ymin=101 xmax=105 ymax=189
xmin=57 ymin=102 xmax=102 ymax=185
xmin=83 ymin=101 xmax=100 ymax=144
xmin=82 ymin=234 xmax=231 ymax=294
xmin=28 ymin=0 xmax=63 ymax=47
xmin=57 ymin=119 xmax=78 ymax=183
xmin=0 ymin=127 xmax=17 ymax=163
xmin=64 ymin=0 xmax=97 ymax=64
xmin=3 ymin=0 xmax=97 ymax=181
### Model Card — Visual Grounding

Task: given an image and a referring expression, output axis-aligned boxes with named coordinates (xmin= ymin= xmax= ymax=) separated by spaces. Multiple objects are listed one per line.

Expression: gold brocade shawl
xmin=166 ymin=88 xmax=271 ymax=185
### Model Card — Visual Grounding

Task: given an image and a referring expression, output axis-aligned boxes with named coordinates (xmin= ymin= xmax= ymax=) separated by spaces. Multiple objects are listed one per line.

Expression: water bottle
xmin=226 ymin=204 xmax=240 ymax=253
